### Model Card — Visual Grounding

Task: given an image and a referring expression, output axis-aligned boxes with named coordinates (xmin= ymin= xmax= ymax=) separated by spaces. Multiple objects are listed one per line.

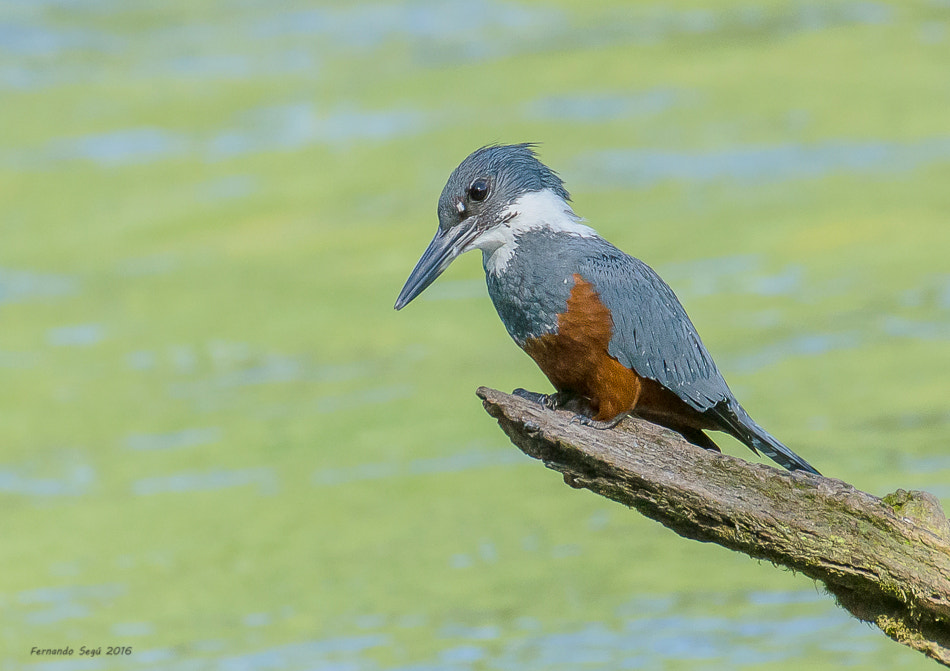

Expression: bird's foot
xmin=511 ymin=389 xmax=626 ymax=429
xmin=512 ymin=388 xmax=582 ymax=412
xmin=570 ymin=413 xmax=627 ymax=430
xmin=512 ymin=388 xmax=549 ymax=407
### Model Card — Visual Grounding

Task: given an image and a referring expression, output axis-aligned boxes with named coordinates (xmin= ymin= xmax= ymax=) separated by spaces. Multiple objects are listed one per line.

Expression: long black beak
xmin=394 ymin=218 xmax=479 ymax=310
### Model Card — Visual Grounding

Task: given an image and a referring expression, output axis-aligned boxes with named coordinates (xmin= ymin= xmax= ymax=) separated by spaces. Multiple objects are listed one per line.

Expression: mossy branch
xmin=477 ymin=386 xmax=950 ymax=666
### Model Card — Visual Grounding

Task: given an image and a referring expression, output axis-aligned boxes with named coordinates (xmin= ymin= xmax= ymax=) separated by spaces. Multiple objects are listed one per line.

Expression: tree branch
xmin=477 ymin=386 xmax=950 ymax=666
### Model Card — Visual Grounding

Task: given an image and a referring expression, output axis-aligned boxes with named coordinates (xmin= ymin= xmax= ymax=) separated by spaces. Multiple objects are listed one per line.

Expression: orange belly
xmin=523 ymin=274 xmax=710 ymax=429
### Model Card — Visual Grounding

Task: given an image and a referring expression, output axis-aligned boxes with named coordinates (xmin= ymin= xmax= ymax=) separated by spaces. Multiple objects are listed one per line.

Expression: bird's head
xmin=394 ymin=143 xmax=571 ymax=310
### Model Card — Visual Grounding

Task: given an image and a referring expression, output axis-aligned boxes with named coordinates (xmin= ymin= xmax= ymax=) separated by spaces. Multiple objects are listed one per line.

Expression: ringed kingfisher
xmin=395 ymin=143 xmax=820 ymax=475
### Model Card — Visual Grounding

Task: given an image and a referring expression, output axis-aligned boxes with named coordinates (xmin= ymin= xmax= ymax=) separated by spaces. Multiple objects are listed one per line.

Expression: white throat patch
xmin=465 ymin=189 xmax=596 ymax=276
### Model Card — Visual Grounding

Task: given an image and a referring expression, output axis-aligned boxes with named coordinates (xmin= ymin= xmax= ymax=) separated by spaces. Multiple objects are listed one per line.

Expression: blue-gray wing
xmin=577 ymin=249 xmax=733 ymax=412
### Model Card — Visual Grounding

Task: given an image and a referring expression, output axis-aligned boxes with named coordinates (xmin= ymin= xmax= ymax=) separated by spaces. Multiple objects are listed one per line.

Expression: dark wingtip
xmin=712 ymin=402 xmax=821 ymax=475
xmin=756 ymin=432 xmax=821 ymax=475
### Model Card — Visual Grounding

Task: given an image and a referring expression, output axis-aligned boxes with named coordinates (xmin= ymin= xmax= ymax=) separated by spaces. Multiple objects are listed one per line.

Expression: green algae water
xmin=1 ymin=1 xmax=948 ymax=669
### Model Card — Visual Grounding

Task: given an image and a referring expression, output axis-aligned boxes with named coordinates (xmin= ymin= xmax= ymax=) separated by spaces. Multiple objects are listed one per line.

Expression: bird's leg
xmin=517 ymin=391 xmax=625 ymax=429
xmin=511 ymin=388 xmax=547 ymax=406
xmin=513 ymin=389 xmax=621 ymax=429
xmin=571 ymin=412 xmax=628 ymax=430
xmin=512 ymin=388 xmax=583 ymax=412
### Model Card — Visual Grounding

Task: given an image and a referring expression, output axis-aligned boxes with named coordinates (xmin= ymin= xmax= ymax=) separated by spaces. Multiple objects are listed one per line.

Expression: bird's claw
xmin=512 ymin=388 xmax=574 ymax=411
xmin=512 ymin=388 xmax=550 ymax=407
xmin=512 ymin=389 xmax=619 ymax=426
xmin=570 ymin=413 xmax=627 ymax=430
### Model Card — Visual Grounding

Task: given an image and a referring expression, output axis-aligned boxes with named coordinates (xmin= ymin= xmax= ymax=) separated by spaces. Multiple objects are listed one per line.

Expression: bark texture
xmin=477 ymin=386 xmax=950 ymax=666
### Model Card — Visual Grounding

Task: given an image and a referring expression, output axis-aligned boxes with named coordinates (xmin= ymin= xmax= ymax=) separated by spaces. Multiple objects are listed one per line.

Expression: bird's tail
xmin=713 ymin=402 xmax=821 ymax=475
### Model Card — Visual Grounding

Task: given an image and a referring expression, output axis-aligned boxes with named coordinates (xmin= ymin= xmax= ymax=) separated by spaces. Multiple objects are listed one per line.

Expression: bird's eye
xmin=468 ymin=179 xmax=489 ymax=202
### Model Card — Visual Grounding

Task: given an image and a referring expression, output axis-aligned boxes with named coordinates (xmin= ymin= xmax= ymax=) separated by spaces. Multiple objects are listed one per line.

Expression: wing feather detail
xmin=576 ymin=250 xmax=731 ymax=412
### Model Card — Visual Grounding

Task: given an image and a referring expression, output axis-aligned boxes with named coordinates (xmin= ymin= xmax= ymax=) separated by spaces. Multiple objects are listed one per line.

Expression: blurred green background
xmin=1 ymin=0 xmax=948 ymax=669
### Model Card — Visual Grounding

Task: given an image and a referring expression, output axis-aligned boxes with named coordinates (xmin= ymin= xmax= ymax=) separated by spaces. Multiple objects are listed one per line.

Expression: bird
xmin=395 ymin=143 xmax=820 ymax=475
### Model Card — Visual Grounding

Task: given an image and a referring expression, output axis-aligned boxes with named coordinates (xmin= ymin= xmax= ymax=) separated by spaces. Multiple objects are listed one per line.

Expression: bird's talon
xmin=513 ymin=388 xmax=577 ymax=412
xmin=512 ymin=388 xmax=549 ymax=407
xmin=572 ymin=413 xmax=626 ymax=430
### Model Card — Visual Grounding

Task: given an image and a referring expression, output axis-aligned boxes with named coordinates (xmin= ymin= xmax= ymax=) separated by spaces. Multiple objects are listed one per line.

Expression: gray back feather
xmin=486 ymin=229 xmax=733 ymax=413
xmin=576 ymin=247 xmax=733 ymax=412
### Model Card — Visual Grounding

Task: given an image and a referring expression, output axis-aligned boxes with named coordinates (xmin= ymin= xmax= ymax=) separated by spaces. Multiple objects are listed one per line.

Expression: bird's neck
xmin=469 ymin=188 xmax=597 ymax=277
